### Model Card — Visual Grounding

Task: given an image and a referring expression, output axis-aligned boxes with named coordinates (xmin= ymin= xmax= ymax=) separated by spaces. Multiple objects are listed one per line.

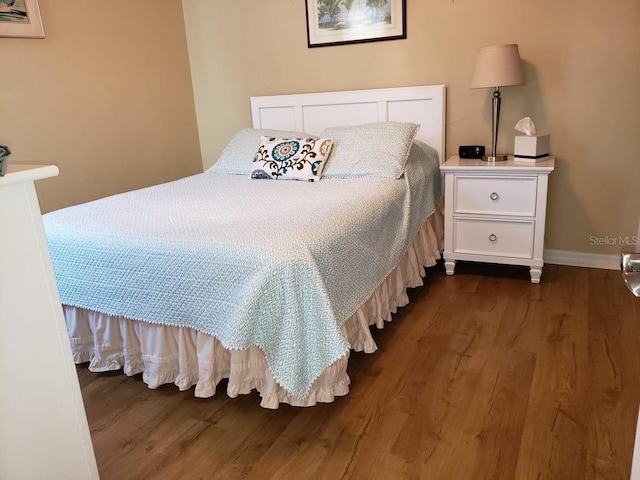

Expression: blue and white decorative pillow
xmin=251 ymin=136 xmax=333 ymax=182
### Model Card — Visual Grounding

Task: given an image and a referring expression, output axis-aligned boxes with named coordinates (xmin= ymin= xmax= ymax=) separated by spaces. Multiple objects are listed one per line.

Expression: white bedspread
xmin=43 ymin=143 xmax=440 ymax=399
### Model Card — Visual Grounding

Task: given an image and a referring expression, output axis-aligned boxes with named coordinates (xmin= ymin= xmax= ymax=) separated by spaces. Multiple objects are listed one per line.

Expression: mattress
xmin=43 ymin=141 xmax=442 ymax=403
xmin=64 ymin=210 xmax=443 ymax=408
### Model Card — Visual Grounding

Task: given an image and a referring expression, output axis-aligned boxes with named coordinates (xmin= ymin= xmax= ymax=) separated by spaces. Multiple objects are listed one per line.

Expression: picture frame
xmin=0 ymin=0 xmax=44 ymax=39
xmin=306 ymin=0 xmax=406 ymax=48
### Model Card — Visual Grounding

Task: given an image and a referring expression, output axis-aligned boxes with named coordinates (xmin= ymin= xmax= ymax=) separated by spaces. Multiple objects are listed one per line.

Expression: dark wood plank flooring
xmin=77 ymin=262 xmax=640 ymax=479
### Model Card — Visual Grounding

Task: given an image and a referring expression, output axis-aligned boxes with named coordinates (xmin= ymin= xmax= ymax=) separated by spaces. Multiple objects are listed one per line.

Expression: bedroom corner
xmin=0 ymin=0 xmax=203 ymax=214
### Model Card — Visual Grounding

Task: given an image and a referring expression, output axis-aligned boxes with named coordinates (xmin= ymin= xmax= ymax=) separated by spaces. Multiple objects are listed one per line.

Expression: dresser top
xmin=441 ymin=155 xmax=555 ymax=173
xmin=0 ymin=164 xmax=59 ymax=188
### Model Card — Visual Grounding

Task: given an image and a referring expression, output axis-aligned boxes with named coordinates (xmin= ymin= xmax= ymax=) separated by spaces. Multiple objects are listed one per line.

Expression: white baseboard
xmin=544 ymin=249 xmax=620 ymax=270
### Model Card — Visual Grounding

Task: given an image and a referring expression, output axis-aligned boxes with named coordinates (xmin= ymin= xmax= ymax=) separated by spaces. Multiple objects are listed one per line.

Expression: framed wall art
xmin=0 ymin=0 xmax=44 ymax=38
xmin=306 ymin=0 xmax=406 ymax=48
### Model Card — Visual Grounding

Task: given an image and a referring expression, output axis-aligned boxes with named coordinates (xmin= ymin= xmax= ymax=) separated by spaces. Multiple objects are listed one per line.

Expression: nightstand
xmin=440 ymin=155 xmax=555 ymax=283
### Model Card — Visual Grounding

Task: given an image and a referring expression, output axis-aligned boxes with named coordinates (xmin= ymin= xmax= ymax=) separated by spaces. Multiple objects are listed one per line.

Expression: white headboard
xmin=250 ymin=85 xmax=446 ymax=164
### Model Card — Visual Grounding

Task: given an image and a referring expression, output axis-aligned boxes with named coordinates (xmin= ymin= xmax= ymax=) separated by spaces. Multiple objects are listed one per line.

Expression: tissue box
xmin=514 ymin=134 xmax=550 ymax=162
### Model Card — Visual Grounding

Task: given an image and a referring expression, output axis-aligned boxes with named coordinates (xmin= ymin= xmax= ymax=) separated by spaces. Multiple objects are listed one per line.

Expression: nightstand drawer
xmin=453 ymin=176 xmax=537 ymax=216
xmin=453 ymin=218 xmax=534 ymax=259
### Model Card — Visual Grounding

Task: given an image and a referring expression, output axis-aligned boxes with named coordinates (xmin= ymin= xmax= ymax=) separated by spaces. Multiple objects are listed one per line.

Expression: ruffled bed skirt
xmin=66 ymin=204 xmax=444 ymax=408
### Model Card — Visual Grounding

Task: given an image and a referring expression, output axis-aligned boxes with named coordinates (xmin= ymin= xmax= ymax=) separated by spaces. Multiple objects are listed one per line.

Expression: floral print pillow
xmin=250 ymin=136 xmax=333 ymax=182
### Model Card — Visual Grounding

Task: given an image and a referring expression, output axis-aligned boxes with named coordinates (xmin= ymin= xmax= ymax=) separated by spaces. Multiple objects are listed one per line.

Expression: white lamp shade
xmin=471 ymin=44 xmax=525 ymax=88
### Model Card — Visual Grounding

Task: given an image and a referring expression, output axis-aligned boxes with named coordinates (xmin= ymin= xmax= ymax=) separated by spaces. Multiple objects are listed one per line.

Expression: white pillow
xmin=320 ymin=122 xmax=419 ymax=179
xmin=209 ymin=128 xmax=317 ymax=175
xmin=250 ymin=136 xmax=333 ymax=182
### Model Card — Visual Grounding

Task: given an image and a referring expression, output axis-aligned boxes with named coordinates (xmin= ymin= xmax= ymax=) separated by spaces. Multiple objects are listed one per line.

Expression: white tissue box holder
xmin=514 ymin=134 xmax=550 ymax=162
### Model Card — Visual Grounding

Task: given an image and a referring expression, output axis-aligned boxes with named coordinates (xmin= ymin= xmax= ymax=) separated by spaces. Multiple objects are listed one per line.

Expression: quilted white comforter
xmin=43 ymin=143 xmax=440 ymax=399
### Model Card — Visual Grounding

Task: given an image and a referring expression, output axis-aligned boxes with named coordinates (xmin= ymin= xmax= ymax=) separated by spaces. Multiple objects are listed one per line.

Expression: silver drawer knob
xmin=490 ymin=192 xmax=499 ymax=201
xmin=489 ymin=233 xmax=497 ymax=242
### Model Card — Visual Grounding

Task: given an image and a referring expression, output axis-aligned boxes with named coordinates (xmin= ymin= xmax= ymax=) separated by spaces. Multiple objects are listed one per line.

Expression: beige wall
xmin=183 ymin=0 xmax=640 ymax=255
xmin=0 ymin=0 xmax=202 ymax=213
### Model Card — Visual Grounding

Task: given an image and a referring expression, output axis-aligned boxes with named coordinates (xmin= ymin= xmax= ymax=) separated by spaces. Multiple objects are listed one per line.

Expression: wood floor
xmin=77 ymin=262 xmax=640 ymax=480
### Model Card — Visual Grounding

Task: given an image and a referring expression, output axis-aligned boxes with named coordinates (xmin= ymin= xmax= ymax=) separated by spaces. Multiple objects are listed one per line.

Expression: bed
xmin=43 ymin=85 xmax=446 ymax=408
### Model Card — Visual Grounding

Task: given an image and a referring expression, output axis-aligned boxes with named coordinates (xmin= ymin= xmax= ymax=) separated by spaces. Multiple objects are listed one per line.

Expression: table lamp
xmin=471 ymin=44 xmax=525 ymax=162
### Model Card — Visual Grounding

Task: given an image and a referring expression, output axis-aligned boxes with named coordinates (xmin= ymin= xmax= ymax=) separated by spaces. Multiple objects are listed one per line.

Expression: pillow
xmin=250 ymin=136 xmax=333 ymax=182
xmin=320 ymin=121 xmax=419 ymax=179
xmin=208 ymin=128 xmax=317 ymax=175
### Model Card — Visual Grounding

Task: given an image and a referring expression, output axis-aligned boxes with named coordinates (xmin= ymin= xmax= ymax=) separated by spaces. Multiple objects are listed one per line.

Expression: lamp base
xmin=482 ymin=154 xmax=508 ymax=162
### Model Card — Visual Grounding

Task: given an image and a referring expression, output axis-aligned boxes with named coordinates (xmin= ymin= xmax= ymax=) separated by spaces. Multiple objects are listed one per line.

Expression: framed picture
xmin=306 ymin=0 xmax=406 ymax=48
xmin=0 ymin=0 xmax=44 ymax=38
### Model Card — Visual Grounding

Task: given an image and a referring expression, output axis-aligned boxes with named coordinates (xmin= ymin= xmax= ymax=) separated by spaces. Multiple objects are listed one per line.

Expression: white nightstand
xmin=440 ymin=155 xmax=555 ymax=283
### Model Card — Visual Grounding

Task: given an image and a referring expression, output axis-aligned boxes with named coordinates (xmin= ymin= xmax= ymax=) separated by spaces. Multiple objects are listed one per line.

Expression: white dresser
xmin=0 ymin=165 xmax=99 ymax=479
xmin=441 ymin=155 xmax=555 ymax=283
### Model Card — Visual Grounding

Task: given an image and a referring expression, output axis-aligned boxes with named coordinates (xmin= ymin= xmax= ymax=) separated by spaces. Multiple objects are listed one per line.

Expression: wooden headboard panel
xmin=250 ymin=85 xmax=446 ymax=164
